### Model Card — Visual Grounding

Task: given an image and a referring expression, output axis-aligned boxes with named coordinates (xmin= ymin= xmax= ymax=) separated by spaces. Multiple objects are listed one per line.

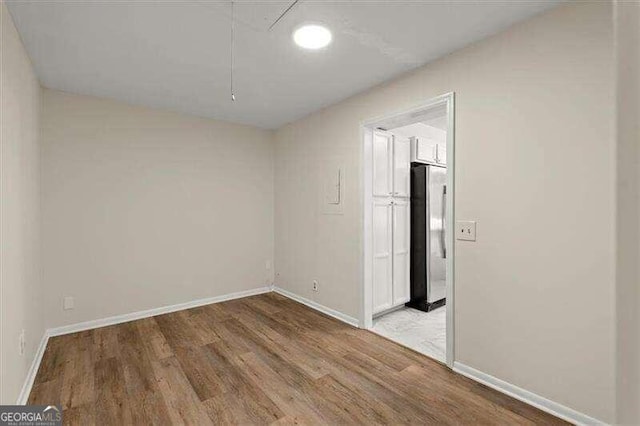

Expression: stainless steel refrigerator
xmin=407 ymin=163 xmax=446 ymax=312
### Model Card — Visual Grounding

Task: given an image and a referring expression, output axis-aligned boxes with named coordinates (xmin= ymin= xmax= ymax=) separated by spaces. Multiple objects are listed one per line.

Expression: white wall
xmin=41 ymin=89 xmax=274 ymax=328
xmin=615 ymin=0 xmax=640 ymax=424
xmin=0 ymin=2 xmax=43 ymax=404
xmin=274 ymin=2 xmax=615 ymax=422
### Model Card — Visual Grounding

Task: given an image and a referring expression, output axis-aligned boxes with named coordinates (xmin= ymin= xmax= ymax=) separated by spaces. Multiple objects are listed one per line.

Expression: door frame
xmin=361 ymin=92 xmax=455 ymax=368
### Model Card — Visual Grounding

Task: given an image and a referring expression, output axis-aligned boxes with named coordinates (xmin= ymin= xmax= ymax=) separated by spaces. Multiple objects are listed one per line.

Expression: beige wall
xmin=42 ymin=90 xmax=274 ymax=328
xmin=0 ymin=2 xmax=43 ymax=403
xmin=274 ymin=2 xmax=615 ymax=422
xmin=615 ymin=0 xmax=640 ymax=424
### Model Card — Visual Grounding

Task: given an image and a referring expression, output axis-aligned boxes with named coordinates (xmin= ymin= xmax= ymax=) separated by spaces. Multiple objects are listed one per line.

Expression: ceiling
xmin=391 ymin=122 xmax=446 ymax=140
xmin=7 ymin=0 xmax=561 ymax=129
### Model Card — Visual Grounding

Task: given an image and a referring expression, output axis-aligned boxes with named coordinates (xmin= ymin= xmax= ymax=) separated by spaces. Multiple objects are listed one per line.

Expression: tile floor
xmin=371 ymin=306 xmax=446 ymax=362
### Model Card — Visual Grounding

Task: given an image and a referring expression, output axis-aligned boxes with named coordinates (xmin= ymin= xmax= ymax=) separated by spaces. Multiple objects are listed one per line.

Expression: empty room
xmin=1 ymin=0 xmax=638 ymax=425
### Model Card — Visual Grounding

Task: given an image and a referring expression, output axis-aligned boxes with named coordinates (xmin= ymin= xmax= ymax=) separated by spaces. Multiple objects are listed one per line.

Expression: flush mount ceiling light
xmin=293 ymin=24 xmax=332 ymax=49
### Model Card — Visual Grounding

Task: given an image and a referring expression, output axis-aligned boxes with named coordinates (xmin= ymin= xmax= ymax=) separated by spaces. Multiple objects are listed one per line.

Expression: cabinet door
xmin=414 ymin=138 xmax=434 ymax=163
xmin=393 ymin=136 xmax=410 ymax=197
xmin=373 ymin=131 xmax=392 ymax=197
xmin=392 ymin=199 xmax=410 ymax=306
xmin=435 ymin=143 xmax=447 ymax=165
xmin=372 ymin=200 xmax=393 ymax=313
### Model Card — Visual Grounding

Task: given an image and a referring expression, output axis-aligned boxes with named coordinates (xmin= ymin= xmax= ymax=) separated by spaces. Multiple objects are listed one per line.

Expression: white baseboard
xmin=21 ymin=285 xmax=356 ymax=404
xmin=16 ymin=331 xmax=50 ymax=405
xmin=18 ymin=286 xmax=272 ymax=404
xmin=47 ymin=286 xmax=271 ymax=337
xmin=22 ymin=287 xmax=600 ymax=426
xmin=273 ymin=286 xmax=360 ymax=328
xmin=453 ymin=362 xmax=605 ymax=426
xmin=372 ymin=303 xmax=405 ymax=319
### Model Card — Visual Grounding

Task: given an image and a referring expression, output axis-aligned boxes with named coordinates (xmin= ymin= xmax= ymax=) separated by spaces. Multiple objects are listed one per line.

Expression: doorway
xmin=361 ymin=93 xmax=455 ymax=367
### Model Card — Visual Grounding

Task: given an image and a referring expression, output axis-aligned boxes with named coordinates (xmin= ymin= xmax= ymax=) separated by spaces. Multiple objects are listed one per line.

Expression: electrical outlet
xmin=312 ymin=280 xmax=319 ymax=292
xmin=63 ymin=296 xmax=74 ymax=310
xmin=456 ymin=220 xmax=477 ymax=241
xmin=19 ymin=329 xmax=25 ymax=356
xmin=265 ymin=260 xmax=272 ymax=270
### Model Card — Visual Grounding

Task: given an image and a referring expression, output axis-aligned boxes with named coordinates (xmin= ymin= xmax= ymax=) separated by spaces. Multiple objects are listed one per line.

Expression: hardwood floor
xmin=29 ymin=293 xmax=566 ymax=425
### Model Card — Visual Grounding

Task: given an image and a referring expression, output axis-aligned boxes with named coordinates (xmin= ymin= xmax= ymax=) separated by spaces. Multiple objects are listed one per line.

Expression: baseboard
xmin=47 ymin=286 xmax=271 ymax=337
xmin=273 ymin=286 xmax=360 ymax=328
xmin=17 ymin=288 xmax=606 ymax=425
xmin=453 ymin=362 xmax=605 ymax=426
xmin=16 ymin=331 xmax=50 ymax=405
xmin=372 ymin=303 xmax=405 ymax=319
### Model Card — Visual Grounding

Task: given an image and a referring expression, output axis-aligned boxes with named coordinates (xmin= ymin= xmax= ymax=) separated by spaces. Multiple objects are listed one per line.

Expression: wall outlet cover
xmin=312 ymin=280 xmax=319 ymax=292
xmin=456 ymin=220 xmax=477 ymax=241
xmin=63 ymin=296 xmax=74 ymax=310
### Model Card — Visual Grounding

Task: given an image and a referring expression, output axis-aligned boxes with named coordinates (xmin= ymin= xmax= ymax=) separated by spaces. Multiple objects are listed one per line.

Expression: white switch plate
xmin=456 ymin=220 xmax=477 ymax=241
xmin=63 ymin=296 xmax=74 ymax=310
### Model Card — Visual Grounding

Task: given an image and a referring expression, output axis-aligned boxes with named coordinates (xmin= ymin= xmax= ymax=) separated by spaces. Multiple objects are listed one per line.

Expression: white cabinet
xmin=413 ymin=137 xmax=436 ymax=164
xmin=372 ymin=199 xmax=393 ymax=313
xmin=411 ymin=137 xmax=447 ymax=165
xmin=372 ymin=130 xmax=410 ymax=315
xmin=392 ymin=199 xmax=410 ymax=306
xmin=435 ymin=143 xmax=446 ymax=165
xmin=372 ymin=199 xmax=410 ymax=315
xmin=373 ymin=131 xmax=411 ymax=197
xmin=373 ymin=131 xmax=392 ymax=197
xmin=393 ymin=136 xmax=410 ymax=197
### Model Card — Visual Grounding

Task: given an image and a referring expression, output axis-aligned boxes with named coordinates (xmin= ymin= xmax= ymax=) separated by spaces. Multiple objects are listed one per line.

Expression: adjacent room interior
xmin=2 ymin=1 xmax=639 ymax=425
xmin=365 ymin=97 xmax=452 ymax=364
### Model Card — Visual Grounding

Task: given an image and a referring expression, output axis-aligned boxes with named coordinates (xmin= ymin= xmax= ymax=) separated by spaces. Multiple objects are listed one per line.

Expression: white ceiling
xmin=391 ymin=122 xmax=446 ymax=140
xmin=7 ymin=0 xmax=561 ymax=129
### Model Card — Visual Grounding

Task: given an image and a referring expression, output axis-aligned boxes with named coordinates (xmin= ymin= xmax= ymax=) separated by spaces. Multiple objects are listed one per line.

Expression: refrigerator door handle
xmin=441 ymin=185 xmax=447 ymax=259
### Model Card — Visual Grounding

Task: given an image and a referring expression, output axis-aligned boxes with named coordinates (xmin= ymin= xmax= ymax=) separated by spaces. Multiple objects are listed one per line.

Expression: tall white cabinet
xmin=372 ymin=131 xmax=410 ymax=314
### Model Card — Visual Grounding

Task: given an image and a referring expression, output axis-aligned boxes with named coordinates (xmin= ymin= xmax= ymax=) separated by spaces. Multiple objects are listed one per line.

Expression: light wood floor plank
xmin=60 ymin=331 xmax=94 ymax=410
xmin=94 ymin=357 xmax=133 ymax=425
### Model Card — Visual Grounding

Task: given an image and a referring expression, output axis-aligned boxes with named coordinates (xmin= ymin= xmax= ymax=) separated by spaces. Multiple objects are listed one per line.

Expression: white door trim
xmin=360 ymin=92 xmax=456 ymax=368
xmin=444 ymin=93 xmax=455 ymax=368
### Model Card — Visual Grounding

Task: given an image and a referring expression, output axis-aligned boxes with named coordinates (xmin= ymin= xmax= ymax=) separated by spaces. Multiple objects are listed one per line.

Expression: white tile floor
xmin=371 ymin=306 xmax=446 ymax=362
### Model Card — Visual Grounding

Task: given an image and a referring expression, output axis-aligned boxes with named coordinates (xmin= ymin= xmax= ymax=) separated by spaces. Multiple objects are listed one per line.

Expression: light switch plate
xmin=456 ymin=220 xmax=477 ymax=241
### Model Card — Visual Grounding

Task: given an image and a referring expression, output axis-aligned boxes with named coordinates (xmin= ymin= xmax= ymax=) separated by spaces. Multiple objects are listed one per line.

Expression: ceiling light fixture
xmin=293 ymin=24 xmax=332 ymax=50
